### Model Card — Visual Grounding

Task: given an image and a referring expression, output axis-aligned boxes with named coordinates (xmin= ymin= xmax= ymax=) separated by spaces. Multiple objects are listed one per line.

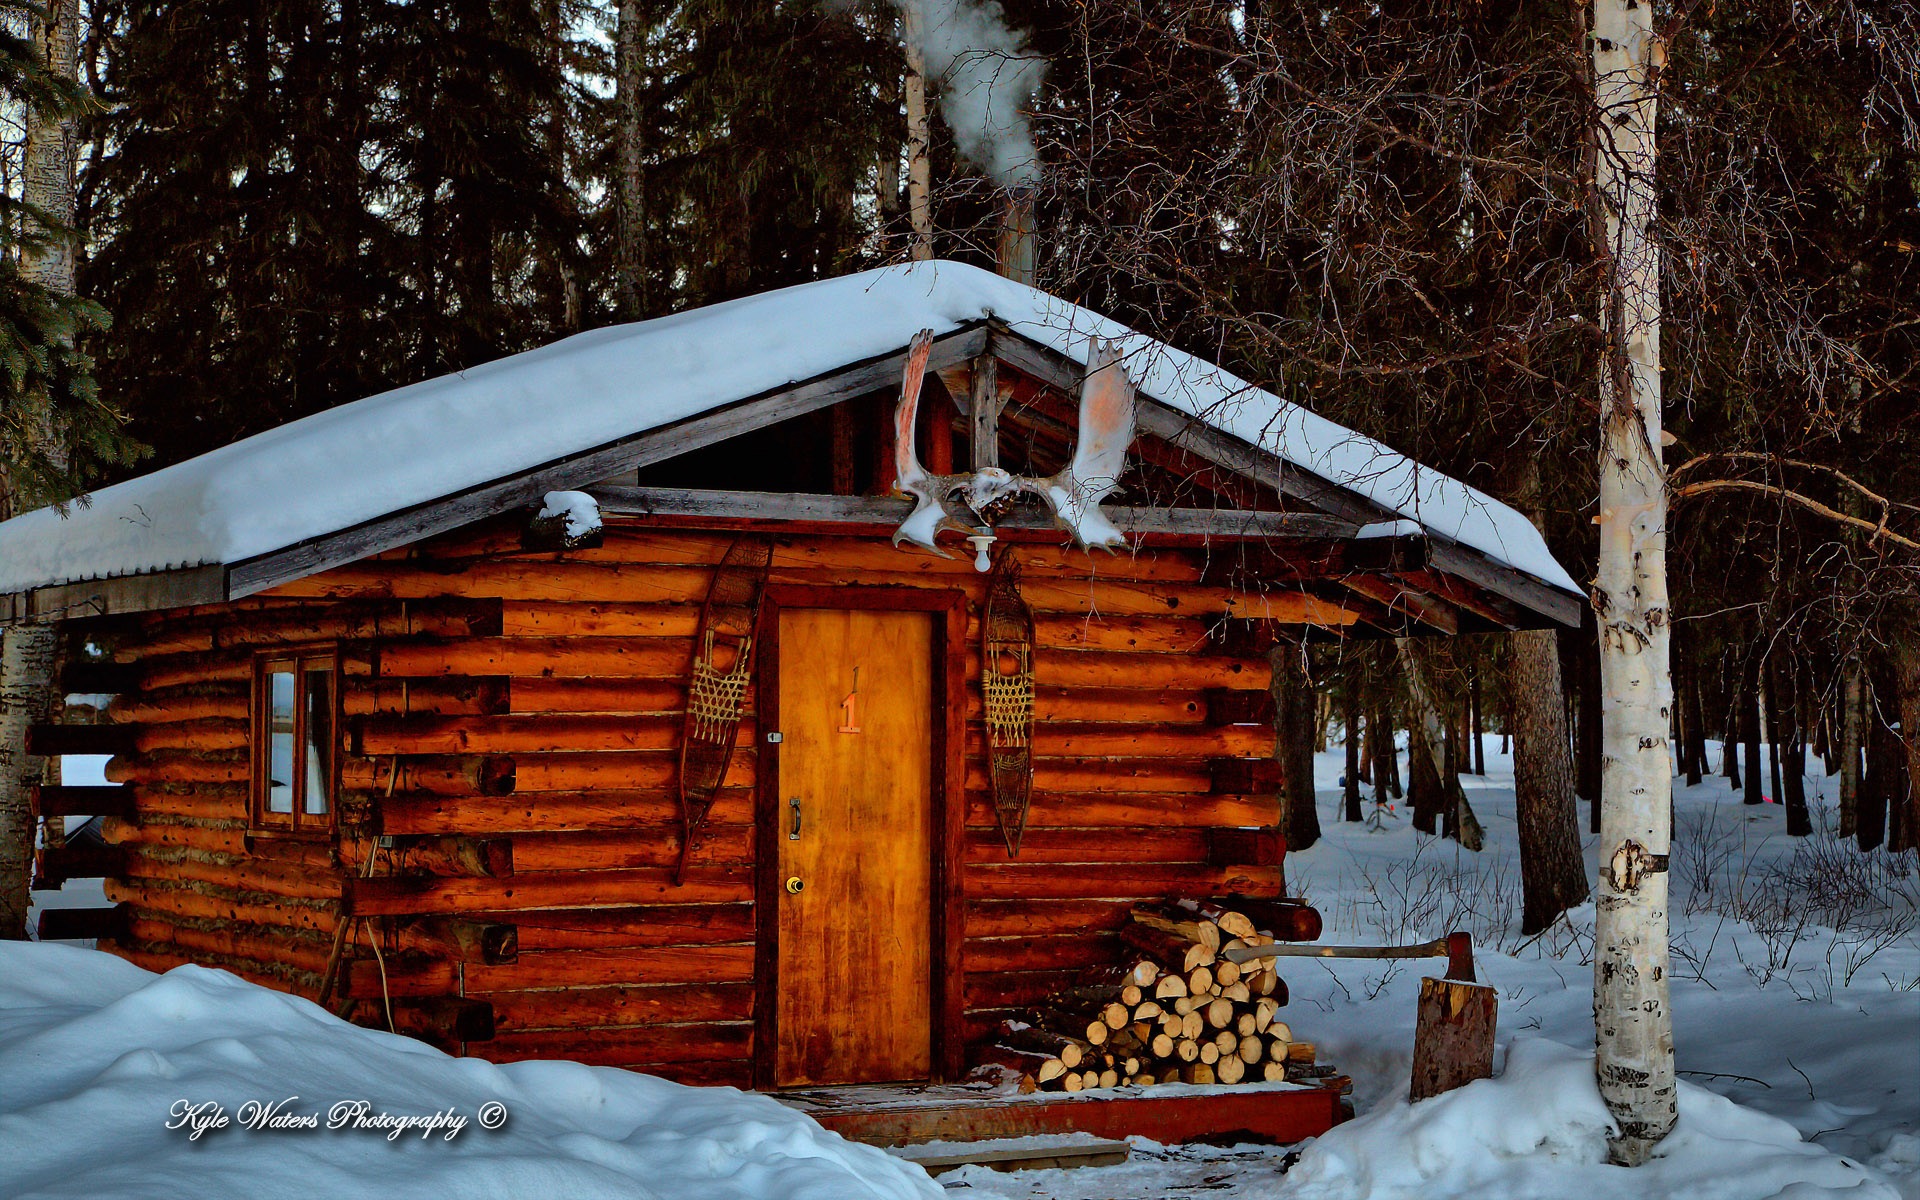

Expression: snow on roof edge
xmin=0 ymin=261 xmax=1581 ymax=599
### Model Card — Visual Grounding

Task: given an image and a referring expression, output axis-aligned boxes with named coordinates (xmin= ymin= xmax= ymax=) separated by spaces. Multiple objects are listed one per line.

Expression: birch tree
xmin=1 ymin=0 xmax=81 ymax=939
xmin=1588 ymin=0 xmax=1676 ymax=1165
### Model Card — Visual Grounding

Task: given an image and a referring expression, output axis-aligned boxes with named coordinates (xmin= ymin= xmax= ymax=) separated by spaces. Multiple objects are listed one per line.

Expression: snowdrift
xmin=0 ymin=943 xmax=938 ymax=1200
xmin=1278 ymin=1037 xmax=1900 ymax=1200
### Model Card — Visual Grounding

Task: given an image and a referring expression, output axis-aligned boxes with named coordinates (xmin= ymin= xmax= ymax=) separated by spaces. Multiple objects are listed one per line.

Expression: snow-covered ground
xmin=949 ymin=739 xmax=1920 ymax=1199
xmin=9 ymin=741 xmax=1916 ymax=1199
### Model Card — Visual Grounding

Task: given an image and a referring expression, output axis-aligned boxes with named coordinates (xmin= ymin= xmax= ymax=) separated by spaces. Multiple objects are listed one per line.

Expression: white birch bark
xmin=1 ymin=0 xmax=80 ymax=937
xmin=901 ymin=9 xmax=934 ymax=262
xmin=1590 ymin=0 xmax=1676 ymax=1164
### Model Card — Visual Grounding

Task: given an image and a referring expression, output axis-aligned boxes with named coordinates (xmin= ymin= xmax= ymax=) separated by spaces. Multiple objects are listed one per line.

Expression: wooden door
xmin=774 ymin=608 xmax=935 ymax=1086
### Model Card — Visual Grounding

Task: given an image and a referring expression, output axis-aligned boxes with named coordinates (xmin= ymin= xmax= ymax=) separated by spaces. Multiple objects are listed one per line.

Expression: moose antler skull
xmin=890 ymin=330 xmax=1137 ymax=557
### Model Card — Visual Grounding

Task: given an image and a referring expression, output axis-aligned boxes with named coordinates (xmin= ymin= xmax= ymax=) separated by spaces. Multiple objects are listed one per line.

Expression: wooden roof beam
xmin=588 ymin=486 xmax=1371 ymax=542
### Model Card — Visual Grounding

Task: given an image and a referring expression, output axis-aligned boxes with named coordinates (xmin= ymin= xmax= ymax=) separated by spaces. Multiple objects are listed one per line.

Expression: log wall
xmin=79 ymin=520 xmax=1298 ymax=1086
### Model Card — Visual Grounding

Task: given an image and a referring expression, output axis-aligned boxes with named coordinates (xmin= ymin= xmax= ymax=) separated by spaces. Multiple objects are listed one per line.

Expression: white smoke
xmin=895 ymin=0 xmax=1045 ymax=189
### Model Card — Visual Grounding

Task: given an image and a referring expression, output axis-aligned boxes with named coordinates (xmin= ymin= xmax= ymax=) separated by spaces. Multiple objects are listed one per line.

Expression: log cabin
xmin=2 ymin=261 xmax=1580 ymax=1112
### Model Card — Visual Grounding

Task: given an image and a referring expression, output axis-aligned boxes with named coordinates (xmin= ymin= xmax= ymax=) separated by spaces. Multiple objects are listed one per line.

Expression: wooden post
xmin=970 ymin=354 xmax=1001 ymax=471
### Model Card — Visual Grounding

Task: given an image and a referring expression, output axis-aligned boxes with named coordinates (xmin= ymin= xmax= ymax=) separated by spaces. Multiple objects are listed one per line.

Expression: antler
xmin=1038 ymin=337 xmax=1137 ymax=549
xmin=891 ymin=330 xmax=981 ymax=556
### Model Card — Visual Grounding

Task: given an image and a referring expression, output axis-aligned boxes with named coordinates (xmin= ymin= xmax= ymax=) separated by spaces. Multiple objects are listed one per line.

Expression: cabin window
xmin=252 ymin=651 xmax=337 ymax=834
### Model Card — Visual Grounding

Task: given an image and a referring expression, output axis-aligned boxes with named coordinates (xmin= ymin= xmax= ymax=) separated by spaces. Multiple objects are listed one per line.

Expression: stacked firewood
xmin=980 ymin=899 xmax=1336 ymax=1092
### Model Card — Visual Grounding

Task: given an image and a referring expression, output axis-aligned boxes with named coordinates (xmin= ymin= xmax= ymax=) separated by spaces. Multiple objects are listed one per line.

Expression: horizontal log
xmin=106 ymin=685 xmax=247 ymax=724
xmin=127 ymin=914 xmax=335 ymax=975
xmin=110 ymin=939 xmax=317 ymax=994
xmin=979 ymin=761 xmax=1213 ymax=796
xmin=501 ymin=602 xmax=702 ymax=640
xmin=347 ymin=867 xmax=753 ymax=915
xmin=106 ymin=878 xmax=340 ymax=933
xmin=1205 ymin=827 xmax=1286 ymax=868
xmin=37 ymin=905 xmax=129 ymax=940
xmin=968 ymin=862 xmax=1285 ymax=901
xmin=389 ymin=835 xmax=514 ymax=877
xmin=27 ymin=723 xmax=139 ymax=756
xmin=965 ymin=899 xmax=1137 ymax=939
xmin=1029 ymin=687 xmax=1205 ymax=725
xmin=399 ymin=917 xmax=518 ymax=964
xmin=33 ymin=784 xmax=136 ymax=818
xmin=34 ymin=844 xmax=126 ymax=889
xmin=964 ymin=827 xmax=1210 ymax=865
xmin=1035 ymin=651 xmax=1269 ymax=692
xmin=99 ymin=816 xmax=245 ymax=856
xmin=123 ymin=783 xmax=247 ymax=822
xmin=967 ymin=933 xmax=1122 ymax=974
xmin=115 ymin=598 xmax=504 ymax=659
xmin=462 ymin=944 xmax=754 ymax=992
xmin=483 ymin=982 xmax=755 ymax=1031
xmin=485 ymin=1022 xmax=752 ymax=1066
xmin=130 ymin=719 xmax=248 ymax=754
xmin=1204 ymin=688 xmax=1276 ymax=727
xmin=339 ymin=755 xmax=517 ymax=796
xmin=502 ymin=904 xmax=754 ymax=950
xmin=967 ymin=792 xmax=1279 ymax=829
xmin=354 ymin=713 xmax=711 ymax=756
xmin=1020 ymin=723 xmax=1273 ymax=760
xmin=509 ymin=826 xmax=751 ymax=872
xmin=507 ymin=678 xmax=689 ymax=715
xmin=376 ymin=637 xmax=690 ymax=680
xmin=964 ymin=970 xmax=1083 ymax=1014
xmin=345 ymin=677 xmax=513 ymax=717
xmin=135 ymin=646 xmax=376 ymax=691
xmin=1209 ymin=757 xmax=1284 ymax=794
xmin=388 ymin=997 xmax=496 ymax=1044
xmin=508 ymin=752 xmax=753 ymax=794
xmin=119 ymin=850 xmax=342 ymax=902
xmin=1031 ymin=614 xmax=1212 ymax=654
xmin=1204 ymin=616 xmax=1281 ymax=657
xmin=375 ymin=789 xmax=752 ymax=836
xmin=105 ymin=751 xmax=247 ymax=786
xmin=271 ymin=559 xmax=715 ymax=604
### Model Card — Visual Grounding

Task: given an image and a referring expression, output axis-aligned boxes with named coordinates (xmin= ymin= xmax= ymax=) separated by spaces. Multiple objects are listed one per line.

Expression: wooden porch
xmin=773 ymin=1074 xmax=1352 ymax=1148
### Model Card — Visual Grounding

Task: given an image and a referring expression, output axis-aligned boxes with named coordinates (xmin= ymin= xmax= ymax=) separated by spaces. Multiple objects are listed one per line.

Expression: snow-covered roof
xmin=0 ymin=260 xmax=1580 ymax=599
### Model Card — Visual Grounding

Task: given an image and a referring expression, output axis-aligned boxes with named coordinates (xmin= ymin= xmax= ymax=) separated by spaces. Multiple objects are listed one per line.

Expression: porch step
xmin=885 ymin=1132 xmax=1130 ymax=1176
xmin=776 ymin=1076 xmax=1347 ymax=1148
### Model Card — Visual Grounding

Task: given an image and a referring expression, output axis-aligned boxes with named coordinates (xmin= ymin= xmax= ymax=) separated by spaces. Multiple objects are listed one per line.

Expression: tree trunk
xmin=900 ymin=10 xmax=934 ymax=262
xmin=2 ymin=0 xmax=81 ymax=939
xmin=1778 ymin=660 xmax=1810 ymax=836
xmin=1681 ymin=643 xmax=1706 ymax=787
xmin=1839 ymin=652 xmax=1863 ymax=839
xmin=1510 ymin=628 xmax=1590 ymax=934
xmin=1764 ymin=657 xmax=1785 ymax=809
xmin=1589 ymin=0 xmax=1677 ymax=1162
xmin=1741 ymin=656 xmax=1764 ymax=805
xmin=1271 ymin=643 xmax=1320 ymax=851
xmin=1889 ymin=614 xmax=1920 ymax=856
xmin=1469 ymin=664 xmax=1486 ymax=775
xmin=614 ymin=0 xmax=648 ymax=319
xmin=1343 ymin=683 xmax=1363 ymax=823
xmin=1569 ymin=622 xmax=1603 ymax=832
xmin=1399 ymin=639 xmax=1481 ymax=849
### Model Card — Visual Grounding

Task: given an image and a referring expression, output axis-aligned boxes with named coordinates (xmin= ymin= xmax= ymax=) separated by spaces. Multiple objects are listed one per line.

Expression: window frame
xmin=249 ymin=646 xmax=341 ymax=837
